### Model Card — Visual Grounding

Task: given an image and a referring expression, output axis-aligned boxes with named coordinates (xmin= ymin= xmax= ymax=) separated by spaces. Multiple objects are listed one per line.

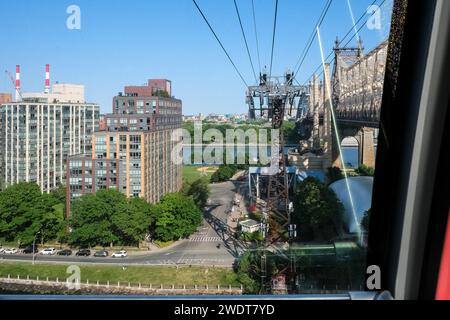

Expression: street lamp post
xmin=32 ymin=231 xmax=41 ymax=265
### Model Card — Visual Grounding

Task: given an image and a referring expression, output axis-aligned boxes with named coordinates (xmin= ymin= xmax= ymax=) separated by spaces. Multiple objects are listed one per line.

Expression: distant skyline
xmin=0 ymin=0 xmax=393 ymax=115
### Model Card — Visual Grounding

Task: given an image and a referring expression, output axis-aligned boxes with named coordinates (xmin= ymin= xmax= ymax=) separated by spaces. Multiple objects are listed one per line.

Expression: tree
xmin=210 ymin=165 xmax=237 ymax=183
xmin=355 ymin=164 xmax=375 ymax=176
xmin=0 ymin=183 xmax=64 ymax=245
xmin=69 ymin=189 xmax=154 ymax=247
xmin=292 ymin=177 xmax=343 ymax=241
xmin=152 ymin=90 xmax=170 ymax=97
xmin=326 ymin=167 xmax=344 ymax=184
xmin=152 ymin=193 xmax=202 ymax=242
xmin=235 ymin=250 xmax=262 ymax=294
xmin=39 ymin=203 xmax=66 ymax=245
xmin=282 ymin=121 xmax=300 ymax=144
xmin=112 ymin=197 xmax=154 ymax=246
xmin=69 ymin=192 xmax=119 ymax=247
xmin=50 ymin=184 xmax=66 ymax=204
xmin=184 ymin=179 xmax=210 ymax=210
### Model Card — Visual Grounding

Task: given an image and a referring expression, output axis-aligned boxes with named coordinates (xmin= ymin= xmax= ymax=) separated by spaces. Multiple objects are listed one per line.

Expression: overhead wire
xmin=269 ymin=0 xmax=279 ymax=79
xmin=192 ymin=0 xmax=249 ymax=87
xmin=251 ymin=0 xmax=262 ymax=75
xmin=233 ymin=0 xmax=258 ymax=84
xmin=298 ymin=0 xmax=387 ymax=87
xmin=292 ymin=0 xmax=333 ymax=78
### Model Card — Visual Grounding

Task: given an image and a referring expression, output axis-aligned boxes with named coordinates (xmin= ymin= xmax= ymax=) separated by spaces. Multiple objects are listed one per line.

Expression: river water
xmin=183 ymin=145 xmax=362 ymax=168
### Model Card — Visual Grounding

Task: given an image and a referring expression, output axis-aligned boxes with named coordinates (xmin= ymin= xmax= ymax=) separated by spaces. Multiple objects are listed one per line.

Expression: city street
xmin=0 ymin=181 xmax=244 ymax=267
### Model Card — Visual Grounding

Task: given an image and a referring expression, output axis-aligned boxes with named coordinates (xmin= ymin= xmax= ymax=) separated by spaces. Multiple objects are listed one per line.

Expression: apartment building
xmin=0 ymin=84 xmax=99 ymax=192
xmin=66 ymin=79 xmax=182 ymax=216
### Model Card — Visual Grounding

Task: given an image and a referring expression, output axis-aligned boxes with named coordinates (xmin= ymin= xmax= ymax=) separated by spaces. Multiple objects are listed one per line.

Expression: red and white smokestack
xmin=15 ymin=65 xmax=21 ymax=102
xmin=45 ymin=64 xmax=50 ymax=94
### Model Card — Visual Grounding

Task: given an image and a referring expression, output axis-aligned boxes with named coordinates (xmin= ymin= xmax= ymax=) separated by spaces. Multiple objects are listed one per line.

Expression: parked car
xmin=3 ymin=248 xmax=18 ymax=254
xmin=40 ymin=248 xmax=57 ymax=255
xmin=75 ymin=249 xmax=91 ymax=257
xmin=22 ymin=246 xmax=38 ymax=254
xmin=57 ymin=249 xmax=73 ymax=256
xmin=111 ymin=250 xmax=127 ymax=258
xmin=94 ymin=250 xmax=108 ymax=257
xmin=0 ymin=247 xmax=5 ymax=254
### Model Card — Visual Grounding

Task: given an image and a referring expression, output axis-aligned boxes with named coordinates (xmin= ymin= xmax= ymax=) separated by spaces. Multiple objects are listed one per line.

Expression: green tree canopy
xmin=282 ymin=121 xmax=300 ymax=144
xmin=69 ymin=189 xmax=154 ymax=247
xmin=50 ymin=184 xmax=67 ymax=204
xmin=210 ymin=165 xmax=237 ymax=183
xmin=326 ymin=167 xmax=344 ymax=185
xmin=355 ymin=164 xmax=375 ymax=176
xmin=235 ymin=250 xmax=262 ymax=294
xmin=292 ymin=177 xmax=344 ymax=241
xmin=0 ymin=183 xmax=64 ymax=246
xmin=184 ymin=178 xmax=210 ymax=210
xmin=152 ymin=193 xmax=202 ymax=242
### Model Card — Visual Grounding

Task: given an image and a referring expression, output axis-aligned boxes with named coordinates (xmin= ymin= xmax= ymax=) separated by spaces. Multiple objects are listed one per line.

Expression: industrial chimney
xmin=45 ymin=64 xmax=50 ymax=94
xmin=15 ymin=65 xmax=20 ymax=102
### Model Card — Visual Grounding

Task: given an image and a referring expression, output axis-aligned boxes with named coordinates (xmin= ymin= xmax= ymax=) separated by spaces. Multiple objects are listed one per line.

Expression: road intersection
xmin=0 ymin=181 xmax=245 ymax=267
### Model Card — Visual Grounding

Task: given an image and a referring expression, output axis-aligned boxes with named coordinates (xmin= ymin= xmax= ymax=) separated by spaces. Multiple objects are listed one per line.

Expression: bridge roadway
xmin=0 ymin=182 xmax=244 ymax=268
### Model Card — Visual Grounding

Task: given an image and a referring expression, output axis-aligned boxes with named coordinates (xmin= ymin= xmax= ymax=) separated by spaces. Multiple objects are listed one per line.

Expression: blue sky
xmin=0 ymin=0 xmax=393 ymax=115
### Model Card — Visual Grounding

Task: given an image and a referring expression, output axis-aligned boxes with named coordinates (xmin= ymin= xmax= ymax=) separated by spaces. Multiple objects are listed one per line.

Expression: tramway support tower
xmin=246 ymin=71 xmax=309 ymax=293
xmin=247 ymin=71 xmax=308 ymax=220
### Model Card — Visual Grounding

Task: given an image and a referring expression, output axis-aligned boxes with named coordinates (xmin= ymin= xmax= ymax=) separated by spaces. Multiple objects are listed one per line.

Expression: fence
xmin=0 ymin=275 xmax=243 ymax=295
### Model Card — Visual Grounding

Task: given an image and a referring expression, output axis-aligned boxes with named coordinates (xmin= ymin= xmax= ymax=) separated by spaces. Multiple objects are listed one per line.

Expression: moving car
xmin=94 ymin=250 xmax=108 ymax=257
xmin=40 ymin=248 xmax=57 ymax=255
xmin=111 ymin=250 xmax=127 ymax=258
xmin=75 ymin=249 xmax=91 ymax=257
xmin=22 ymin=246 xmax=38 ymax=254
xmin=57 ymin=249 xmax=72 ymax=256
xmin=3 ymin=248 xmax=18 ymax=254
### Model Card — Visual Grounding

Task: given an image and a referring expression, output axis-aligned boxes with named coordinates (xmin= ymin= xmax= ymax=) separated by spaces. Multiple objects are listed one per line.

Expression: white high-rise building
xmin=0 ymin=84 xmax=99 ymax=192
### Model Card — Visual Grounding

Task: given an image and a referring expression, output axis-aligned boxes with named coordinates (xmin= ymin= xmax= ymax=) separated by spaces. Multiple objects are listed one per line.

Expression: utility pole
xmin=32 ymin=231 xmax=41 ymax=265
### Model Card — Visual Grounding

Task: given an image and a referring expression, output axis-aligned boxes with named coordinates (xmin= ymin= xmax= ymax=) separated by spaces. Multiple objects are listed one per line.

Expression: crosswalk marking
xmin=177 ymin=258 xmax=226 ymax=264
xmin=189 ymin=236 xmax=222 ymax=243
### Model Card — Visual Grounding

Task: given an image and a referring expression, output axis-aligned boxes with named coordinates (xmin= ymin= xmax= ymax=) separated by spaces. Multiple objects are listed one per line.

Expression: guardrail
xmin=0 ymin=276 xmax=243 ymax=295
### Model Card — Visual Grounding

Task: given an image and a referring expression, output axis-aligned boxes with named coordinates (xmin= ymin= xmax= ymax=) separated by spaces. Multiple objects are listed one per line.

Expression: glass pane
xmin=0 ymin=0 xmax=395 ymax=297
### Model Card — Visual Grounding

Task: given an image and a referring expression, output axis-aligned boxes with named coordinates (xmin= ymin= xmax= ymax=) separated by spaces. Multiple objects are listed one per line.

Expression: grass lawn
xmin=0 ymin=261 xmax=239 ymax=286
xmin=153 ymin=240 xmax=175 ymax=248
xmin=183 ymin=166 xmax=217 ymax=185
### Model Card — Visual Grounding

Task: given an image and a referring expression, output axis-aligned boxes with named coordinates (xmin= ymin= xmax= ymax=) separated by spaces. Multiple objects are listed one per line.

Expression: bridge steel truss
xmin=332 ymin=40 xmax=389 ymax=127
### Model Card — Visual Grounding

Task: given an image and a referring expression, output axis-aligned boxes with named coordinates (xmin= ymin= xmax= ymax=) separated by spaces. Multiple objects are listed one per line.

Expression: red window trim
xmin=436 ymin=212 xmax=450 ymax=300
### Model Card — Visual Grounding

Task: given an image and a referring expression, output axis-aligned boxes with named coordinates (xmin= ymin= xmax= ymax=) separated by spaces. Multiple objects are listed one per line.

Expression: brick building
xmin=66 ymin=79 xmax=182 ymax=217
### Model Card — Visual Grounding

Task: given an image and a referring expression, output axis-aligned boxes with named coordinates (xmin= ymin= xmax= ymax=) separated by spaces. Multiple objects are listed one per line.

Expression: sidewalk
xmin=226 ymin=183 xmax=249 ymax=231
xmin=127 ymin=239 xmax=188 ymax=256
xmin=231 ymin=170 xmax=246 ymax=181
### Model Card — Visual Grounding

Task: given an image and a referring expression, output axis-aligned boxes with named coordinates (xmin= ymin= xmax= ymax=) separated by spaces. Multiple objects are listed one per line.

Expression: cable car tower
xmin=247 ymin=71 xmax=308 ymax=217
xmin=246 ymin=70 xmax=309 ymax=292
